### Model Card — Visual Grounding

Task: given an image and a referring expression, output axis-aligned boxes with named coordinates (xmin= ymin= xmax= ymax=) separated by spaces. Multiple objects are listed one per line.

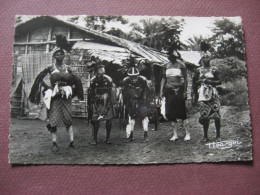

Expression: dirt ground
xmin=9 ymin=106 xmax=252 ymax=165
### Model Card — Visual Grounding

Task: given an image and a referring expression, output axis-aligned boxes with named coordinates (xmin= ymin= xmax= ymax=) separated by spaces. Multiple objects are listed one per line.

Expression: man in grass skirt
xmin=122 ymin=66 xmax=151 ymax=143
xmin=88 ymin=62 xmax=116 ymax=144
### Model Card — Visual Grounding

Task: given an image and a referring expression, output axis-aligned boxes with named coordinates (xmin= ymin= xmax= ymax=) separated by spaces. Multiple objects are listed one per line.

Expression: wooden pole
xmin=67 ymin=27 xmax=71 ymax=39
xmin=25 ymin=32 xmax=30 ymax=54
xmin=46 ymin=25 xmax=53 ymax=53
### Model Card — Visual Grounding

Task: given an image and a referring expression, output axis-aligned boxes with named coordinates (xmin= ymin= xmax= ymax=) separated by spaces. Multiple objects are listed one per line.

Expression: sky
xmin=104 ymin=16 xmax=242 ymax=44
xmin=18 ymin=15 xmax=242 ymax=44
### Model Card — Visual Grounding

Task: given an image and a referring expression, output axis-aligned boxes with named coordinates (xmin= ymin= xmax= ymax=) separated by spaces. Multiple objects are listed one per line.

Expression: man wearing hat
xmin=29 ymin=48 xmax=84 ymax=151
xmin=88 ymin=62 xmax=116 ymax=144
xmin=122 ymin=66 xmax=150 ymax=142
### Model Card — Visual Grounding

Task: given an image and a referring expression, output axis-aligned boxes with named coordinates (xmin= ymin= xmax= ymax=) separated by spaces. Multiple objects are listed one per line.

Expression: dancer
xmin=122 ymin=65 xmax=150 ymax=143
xmin=29 ymin=47 xmax=84 ymax=151
xmin=159 ymin=51 xmax=191 ymax=141
xmin=88 ymin=62 xmax=115 ymax=144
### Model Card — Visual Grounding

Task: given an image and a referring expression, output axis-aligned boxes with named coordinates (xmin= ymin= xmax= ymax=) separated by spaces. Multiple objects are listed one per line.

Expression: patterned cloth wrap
xmin=197 ymin=67 xmax=221 ymax=123
xmin=88 ymin=75 xmax=114 ymax=121
xmin=29 ymin=64 xmax=84 ymax=127
xmin=48 ymin=68 xmax=78 ymax=127
xmin=48 ymin=95 xmax=73 ymax=127
xmin=122 ymin=76 xmax=150 ymax=120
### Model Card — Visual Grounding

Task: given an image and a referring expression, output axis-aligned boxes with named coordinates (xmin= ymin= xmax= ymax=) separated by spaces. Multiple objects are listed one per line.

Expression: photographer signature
xmin=205 ymin=140 xmax=242 ymax=149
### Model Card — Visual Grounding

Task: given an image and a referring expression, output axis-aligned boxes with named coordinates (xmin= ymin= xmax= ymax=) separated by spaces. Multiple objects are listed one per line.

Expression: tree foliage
xmin=68 ymin=16 xmax=128 ymax=31
xmin=105 ymin=27 xmax=130 ymax=39
xmin=67 ymin=16 xmax=184 ymax=52
xmin=185 ymin=35 xmax=205 ymax=51
xmin=128 ymin=18 xmax=185 ymax=52
xmin=209 ymin=18 xmax=245 ymax=60
xmin=211 ymin=57 xmax=247 ymax=82
xmin=67 ymin=16 xmax=80 ymax=24
xmin=84 ymin=16 xmax=128 ymax=30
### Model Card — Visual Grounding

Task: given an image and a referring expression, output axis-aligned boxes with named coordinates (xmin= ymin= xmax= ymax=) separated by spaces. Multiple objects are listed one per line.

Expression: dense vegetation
xmin=67 ymin=16 xmax=248 ymax=107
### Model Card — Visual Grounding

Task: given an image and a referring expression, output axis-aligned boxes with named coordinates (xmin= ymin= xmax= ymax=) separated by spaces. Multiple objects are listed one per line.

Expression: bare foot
xmin=90 ymin=140 xmax=97 ymax=145
xmin=124 ymin=138 xmax=134 ymax=143
xmin=169 ymin=136 xmax=178 ymax=142
xmin=184 ymin=133 xmax=191 ymax=141
xmin=69 ymin=141 xmax=76 ymax=149
xmin=105 ymin=139 xmax=112 ymax=144
xmin=215 ymin=137 xmax=222 ymax=142
xmin=51 ymin=142 xmax=59 ymax=153
xmin=200 ymin=137 xmax=209 ymax=143
xmin=142 ymin=138 xmax=149 ymax=143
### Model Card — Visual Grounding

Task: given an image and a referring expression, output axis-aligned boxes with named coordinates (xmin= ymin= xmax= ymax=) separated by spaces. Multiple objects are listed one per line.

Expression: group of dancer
xmin=86 ymin=59 xmax=152 ymax=145
xmin=29 ymin=47 xmax=222 ymax=151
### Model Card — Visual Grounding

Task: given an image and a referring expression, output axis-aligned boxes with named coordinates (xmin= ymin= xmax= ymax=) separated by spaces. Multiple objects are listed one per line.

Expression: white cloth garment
xmin=160 ymin=97 xmax=167 ymax=120
xmin=166 ymin=68 xmax=182 ymax=77
xmin=61 ymin=86 xmax=72 ymax=99
xmin=43 ymin=89 xmax=53 ymax=109
xmin=198 ymin=84 xmax=218 ymax=102
xmin=43 ymin=85 xmax=72 ymax=109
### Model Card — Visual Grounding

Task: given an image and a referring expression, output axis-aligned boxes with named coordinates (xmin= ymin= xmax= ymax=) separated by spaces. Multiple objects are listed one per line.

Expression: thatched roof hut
xmin=12 ymin=16 xmax=201 ymax=117
xmin=14 ymin=16 xmax=169 ymax=62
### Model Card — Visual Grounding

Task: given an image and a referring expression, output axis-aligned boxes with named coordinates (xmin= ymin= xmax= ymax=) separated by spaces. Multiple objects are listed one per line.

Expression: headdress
xmin=89 ymin=56 xmax=106 ymax=73
xmin=200 ymin=41 xmax=211 ymax=53
xmin=199 ymin=41 xmax=213 ymax=65
xmin=52 ymin=34 xmax=73 ymax=57
xmin=200 ymin=41 xmax=212 ymax=57
xmin=127 ymin=67 xmax=139 ymax=76
xmin=52 ymin=48 xmax=65 ymax=57
xmin=167 ymin=43 xmax=181 ymax=60
xmin=119 ymin=55 xmax=146 ymax=76
xmin=95 ymin=59 xmax=105 ymax=70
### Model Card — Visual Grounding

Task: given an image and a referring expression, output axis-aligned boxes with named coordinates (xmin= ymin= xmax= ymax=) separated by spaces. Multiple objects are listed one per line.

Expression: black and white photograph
xmin=9 ymin=15 xmax=252 ymax=164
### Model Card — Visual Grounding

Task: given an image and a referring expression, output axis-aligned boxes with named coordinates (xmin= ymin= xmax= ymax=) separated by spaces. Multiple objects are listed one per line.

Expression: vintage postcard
xmin=9 ymin=15 xmax=252 ymax=164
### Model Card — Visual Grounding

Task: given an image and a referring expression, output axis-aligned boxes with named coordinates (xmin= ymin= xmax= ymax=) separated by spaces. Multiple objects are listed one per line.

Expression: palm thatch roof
xmin=16 ymin=16 xmax=201 ymax=66
xmin=16 ymin=16 xmax=169 ymax=63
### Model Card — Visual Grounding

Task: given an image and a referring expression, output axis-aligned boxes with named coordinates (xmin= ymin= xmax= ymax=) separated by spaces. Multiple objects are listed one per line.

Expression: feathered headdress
xmin=52 ymin=34 xmax=74 ymax=57
xmin=55 ymin=34 xmax=74 ymax=53
xmin=199 ymin=41 xmax=212 ymax=66
xmin=200 ymin=41 xmax=211 ymax=53
xmin=165 ymin=44 xmax=181 ymax=64
xmin=118 ymin=55 xmax=147 ymax=75
xmin=85 ymin=55 xmax=106 ymax=73
xmin=200 ymin=41 xmax=212 ymax=58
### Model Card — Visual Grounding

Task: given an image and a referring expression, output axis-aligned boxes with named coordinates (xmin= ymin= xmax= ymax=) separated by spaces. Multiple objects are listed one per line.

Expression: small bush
xmin=221 ymin=78 xmax=249 ymax=106
xmin=211 ymin=57 xmax=247 ymax=82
